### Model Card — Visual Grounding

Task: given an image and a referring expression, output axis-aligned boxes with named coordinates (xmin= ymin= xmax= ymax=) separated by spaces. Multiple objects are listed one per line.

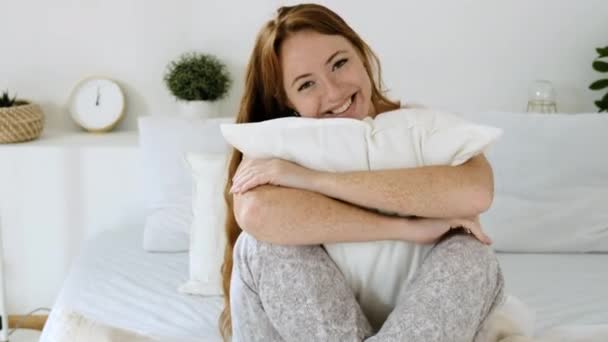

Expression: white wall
xmin=2 ymin=0 xmax=606 ymax=132
xmin=0 ymin=0 xmax=606 ymax=314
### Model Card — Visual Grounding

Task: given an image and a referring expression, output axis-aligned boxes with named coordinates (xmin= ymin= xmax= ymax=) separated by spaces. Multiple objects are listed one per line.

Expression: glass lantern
xmin=527 ymin=80 xmax=558 ymax=113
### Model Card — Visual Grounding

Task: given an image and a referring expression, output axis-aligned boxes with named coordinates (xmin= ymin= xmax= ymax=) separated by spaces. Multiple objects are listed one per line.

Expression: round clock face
xmin=69 ymin=77 xmax=125 ymax=131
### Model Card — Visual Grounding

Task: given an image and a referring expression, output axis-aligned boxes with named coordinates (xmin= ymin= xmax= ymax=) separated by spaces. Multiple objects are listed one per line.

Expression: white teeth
xmin=331 ymin=96 xmax=352 ymax=114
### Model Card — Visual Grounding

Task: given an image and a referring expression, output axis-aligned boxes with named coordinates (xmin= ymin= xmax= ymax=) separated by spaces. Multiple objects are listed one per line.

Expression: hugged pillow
xmin=138 ymin=116 xmax=232 ymax=252
xmin=221 ymin=107 xmax=502 ymax=328
xmin=461 ymin=111 xmax=608 ymax=252
xmin=178 ymin=152 xmax=228 ymax=296
xmin=221 ymin=108 xmax=500 ymax=172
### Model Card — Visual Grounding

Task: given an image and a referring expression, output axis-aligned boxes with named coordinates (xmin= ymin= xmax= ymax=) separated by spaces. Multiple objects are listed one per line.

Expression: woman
xmin=220 ymin=4 xmax=504 ymax=341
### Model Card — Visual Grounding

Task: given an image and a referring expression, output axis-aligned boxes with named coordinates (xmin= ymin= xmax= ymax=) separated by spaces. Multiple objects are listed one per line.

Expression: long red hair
xmin=219 ymin=4 xmax=399 ymax=339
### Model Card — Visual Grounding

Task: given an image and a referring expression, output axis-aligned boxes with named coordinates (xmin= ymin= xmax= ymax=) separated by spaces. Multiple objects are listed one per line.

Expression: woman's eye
xmin=332 ymin=58 xmax=348 ymax=71
xmin=298 ymin=81 xmax=314 ymax=92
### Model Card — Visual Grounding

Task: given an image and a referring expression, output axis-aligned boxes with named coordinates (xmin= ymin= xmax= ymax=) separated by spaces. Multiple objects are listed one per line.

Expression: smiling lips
xmin=325 ymin=93 xmax=356 ymax=117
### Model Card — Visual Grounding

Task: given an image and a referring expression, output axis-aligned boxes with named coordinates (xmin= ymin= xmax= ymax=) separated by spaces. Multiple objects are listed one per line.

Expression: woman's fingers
xmin=232 ymin=171 xmax=262 ymax=194
xmin=232 ymin=168 xmax=254 ymax=188
xmin=231 ymin=165 xmax=250 ymax=185
xmin=470 ymin=227 xmax=492 ymax=245
xmin=232 ymin=175 xmax=251 ymax=193
xmin=451 ymin=218 xmax=492 ymax=245
xmin=468 ymin=217 xmax=493 ymax=245
xmin=467 ymin=222 xmax=492 ymax=245
xmin=232 ymin=170 xmax=248 ymax=187
xmin=232 ymin=159 xmax=276 ymax=193
xmin=478 ymin=228 xmax=493 ymax=245
xmin=232 ymin=159 xmax=266 ymax=193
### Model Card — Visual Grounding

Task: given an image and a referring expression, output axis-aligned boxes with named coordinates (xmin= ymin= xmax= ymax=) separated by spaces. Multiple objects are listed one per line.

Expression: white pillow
xmin=220 ymin=107 xmax=502 ymax=329
xmin=178 ymin=152 xmax=228 ymax=296
xmin=462 ymin=111 xmax=608 ymax=252
xmin=138 ymin=116 xmax=232 ymax=252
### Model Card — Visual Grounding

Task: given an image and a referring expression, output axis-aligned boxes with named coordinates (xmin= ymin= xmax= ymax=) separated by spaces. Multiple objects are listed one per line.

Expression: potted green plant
xmin=0 ymin=90 xmax=44 ymax=143
xmin=589 ymin=46 xmax=608 ymax=113
xmin=163 ymin=52 xmax=232 ymax=118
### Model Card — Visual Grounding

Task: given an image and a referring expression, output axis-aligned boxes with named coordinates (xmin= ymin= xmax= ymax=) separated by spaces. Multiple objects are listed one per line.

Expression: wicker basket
xmin=0 ymin=102 xmax=44 ymax=144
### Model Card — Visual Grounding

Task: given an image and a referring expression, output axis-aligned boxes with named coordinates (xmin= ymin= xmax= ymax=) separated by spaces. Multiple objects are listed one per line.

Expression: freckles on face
xmin=279 ymin=31 xmax=373 ymax=120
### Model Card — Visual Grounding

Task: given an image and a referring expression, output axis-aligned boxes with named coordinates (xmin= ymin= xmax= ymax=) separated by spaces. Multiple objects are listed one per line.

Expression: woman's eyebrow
xmin=324 ymin=49 xmax=347 ymax=66
xmin=291 ymin=49 xmax=347 ymax=87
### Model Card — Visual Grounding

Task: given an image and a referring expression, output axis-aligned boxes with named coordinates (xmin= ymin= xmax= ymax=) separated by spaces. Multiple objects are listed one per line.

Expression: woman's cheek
xmin=300 ymin=101 xmax=320 ymax=117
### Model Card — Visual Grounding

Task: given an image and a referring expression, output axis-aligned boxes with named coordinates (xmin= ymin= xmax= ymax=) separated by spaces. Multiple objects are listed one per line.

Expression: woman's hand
xmin=230 ymin=158 xmax=318 ymax=194
xmin=408 ymin=216 xmax=492 ymax=245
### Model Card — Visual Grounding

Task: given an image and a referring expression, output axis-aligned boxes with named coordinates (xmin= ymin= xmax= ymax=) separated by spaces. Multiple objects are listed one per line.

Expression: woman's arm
xmin=233 ymin=185 xmax=490 ymax=245
xmin=308 ymin=154 xmax=494 ymax=218
xmin=231 ymin=153 xmax=494 ymax=219
xmin=234 ymin=185 xmax=409 ymax=245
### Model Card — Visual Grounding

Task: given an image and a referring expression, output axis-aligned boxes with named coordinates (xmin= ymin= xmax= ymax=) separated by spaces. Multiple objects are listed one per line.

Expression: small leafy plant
xmin=0 ymin=90 xmax=18 ymax=108
xmin=589 ymin=46 xmax=608 ymax=112
xmin=163 ymin=52 xmax=231 ymax=102
xmin=0 ymin=90 xmax=28 ymax=108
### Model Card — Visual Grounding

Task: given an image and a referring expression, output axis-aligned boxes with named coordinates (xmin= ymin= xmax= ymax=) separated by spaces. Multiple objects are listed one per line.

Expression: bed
xmin=39 ymin=226 xmax=224 ymax=342
xmin=497 ymin=252 xmax=608 ymax=333
xmin=39 ymin=225 xmax=608 ymax=341
xmin=39 ymin=111 xmax=608 ymax=341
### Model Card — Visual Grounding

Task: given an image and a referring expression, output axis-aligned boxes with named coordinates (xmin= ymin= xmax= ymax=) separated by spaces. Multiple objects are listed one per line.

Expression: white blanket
xmin=51 ymin=296 xmax=608 ymax=342
xmin=480 ymin=296 xmax=608 ymax=342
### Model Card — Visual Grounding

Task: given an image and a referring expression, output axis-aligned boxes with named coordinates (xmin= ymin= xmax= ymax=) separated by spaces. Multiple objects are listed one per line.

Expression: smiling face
xmin=279 ymin=30 xmax=375 ymax=120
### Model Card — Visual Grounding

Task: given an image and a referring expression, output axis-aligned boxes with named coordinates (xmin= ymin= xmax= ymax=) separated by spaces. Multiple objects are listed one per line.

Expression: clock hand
xmin=95 ymin=86 xmax=100 ymax=106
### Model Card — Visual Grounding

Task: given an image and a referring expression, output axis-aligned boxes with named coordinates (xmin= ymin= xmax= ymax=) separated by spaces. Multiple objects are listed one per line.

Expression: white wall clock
xmin=68 ymin=76 xmax=125 ymax=132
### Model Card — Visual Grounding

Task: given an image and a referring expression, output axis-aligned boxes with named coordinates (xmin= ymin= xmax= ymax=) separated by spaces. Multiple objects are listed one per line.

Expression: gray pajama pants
xmin=230 ymin=229 xmax=505 ymax=342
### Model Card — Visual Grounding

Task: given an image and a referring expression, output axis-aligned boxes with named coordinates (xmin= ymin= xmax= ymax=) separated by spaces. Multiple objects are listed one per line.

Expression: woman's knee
xmin=436 ymin=232 xmax=499 ymax=265
xmin=233 ymin=231 xmax=328 ymax=281
xmin=232 ymin=231 xmax=341 ymax=304
xmin=433 ymin=233 xmax=504 ymax=291
xmin=234 ymin=231 xmax=323 ymax=262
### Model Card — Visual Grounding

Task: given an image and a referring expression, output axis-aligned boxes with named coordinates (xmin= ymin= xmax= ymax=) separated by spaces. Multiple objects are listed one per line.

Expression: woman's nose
xmin=323 ymin=75 xmax=347 ymax=103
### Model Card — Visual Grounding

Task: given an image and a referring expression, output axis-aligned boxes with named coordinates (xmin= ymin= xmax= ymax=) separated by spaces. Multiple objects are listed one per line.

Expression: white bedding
xmin=39 ymin=227 xmax=608 ymax=341
xmin=40 ymin=226 xmax=223 ymax=342
xmin=497 ymin=252 xmax=608 ymax=335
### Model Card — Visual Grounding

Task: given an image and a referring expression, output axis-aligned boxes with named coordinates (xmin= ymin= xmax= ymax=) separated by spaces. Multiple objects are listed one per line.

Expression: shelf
xmin=0 ymin=129 xmax=139 ymax=148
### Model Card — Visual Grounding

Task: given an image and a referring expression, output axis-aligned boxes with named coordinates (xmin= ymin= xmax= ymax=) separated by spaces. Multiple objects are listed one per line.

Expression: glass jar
xmin=526 ymin=80 xmax=558 ymax=113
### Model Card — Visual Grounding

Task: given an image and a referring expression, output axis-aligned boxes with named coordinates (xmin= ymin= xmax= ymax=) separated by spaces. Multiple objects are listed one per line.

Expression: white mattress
xmin=40 ymin=227 xmax=223 ymax=342
xmin=497 ymin=252 xmax=608 ymax=334
xmin=39 ymin=226 xmax=608 ymax=341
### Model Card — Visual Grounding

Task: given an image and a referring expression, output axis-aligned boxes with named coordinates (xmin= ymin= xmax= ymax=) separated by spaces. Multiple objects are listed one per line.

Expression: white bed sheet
xmin=39 ymin=226 xmax=608 ymax=341
xmin=40 ymin=226 xmax=223 ymax=342
xmin=497 ymin=252 xmax=608 ymax=334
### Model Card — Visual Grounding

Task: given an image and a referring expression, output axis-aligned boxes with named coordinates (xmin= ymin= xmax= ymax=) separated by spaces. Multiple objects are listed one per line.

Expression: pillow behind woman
xmin=221 ymin=107 xmax=502 ymax=329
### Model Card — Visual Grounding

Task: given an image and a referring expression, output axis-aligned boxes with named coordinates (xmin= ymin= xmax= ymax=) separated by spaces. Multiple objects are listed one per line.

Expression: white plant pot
xmin=177 ymin=100 xmax=217 ymax=118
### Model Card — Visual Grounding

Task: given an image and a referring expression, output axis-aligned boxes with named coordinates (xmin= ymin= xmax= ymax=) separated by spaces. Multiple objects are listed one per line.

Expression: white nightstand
xmin=0 ymin=211 xmax=8 ymax=342
xmin=0 ymin=183 xmax=45 ymax=342
xmin=0 ymin=128 xmax=140 ymax=341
